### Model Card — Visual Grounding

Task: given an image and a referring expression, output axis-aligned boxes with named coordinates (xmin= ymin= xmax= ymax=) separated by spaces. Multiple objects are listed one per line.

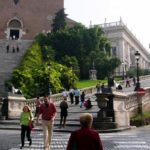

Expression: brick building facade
xmin=0 ymin=0 xmax=64 ymax=40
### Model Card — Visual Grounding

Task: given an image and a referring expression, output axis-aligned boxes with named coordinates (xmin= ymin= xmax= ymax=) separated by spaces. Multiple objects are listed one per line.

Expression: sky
xmin=65 ymin=0 xmax=150 ymax=51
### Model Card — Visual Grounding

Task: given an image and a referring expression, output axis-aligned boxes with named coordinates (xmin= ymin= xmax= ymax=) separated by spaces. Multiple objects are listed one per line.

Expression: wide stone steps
xmin=0 ymin=39 xmax=32 ymax=96
xmin=0 ymin=97 xmax=99 ymax=132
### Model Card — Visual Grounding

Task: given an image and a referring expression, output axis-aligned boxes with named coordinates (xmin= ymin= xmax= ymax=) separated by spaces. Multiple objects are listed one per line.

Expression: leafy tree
xmin=51 ymin=8 xmax=67 ymax=32
xmin=9 ymin=42 xmax=78 ymax=98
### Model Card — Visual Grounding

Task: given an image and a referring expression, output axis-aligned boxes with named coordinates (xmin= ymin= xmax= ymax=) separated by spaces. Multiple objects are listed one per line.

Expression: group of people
xmin=20 ymin=95 xmax=102 ymax=150
xmin=95 ymin=76 xmax=136 ymax=93
xmin=96 ymin=82 xmax=105 ymax=93
xmin=6 ymin=44 xmax=20 ymax=53
xmin=60 ymin=88 xmax=93 ymax=128
xmin=63 ymin=88 xmax=93 ymax=109
xmin=20 ymin=96 xmax=56 ymax=150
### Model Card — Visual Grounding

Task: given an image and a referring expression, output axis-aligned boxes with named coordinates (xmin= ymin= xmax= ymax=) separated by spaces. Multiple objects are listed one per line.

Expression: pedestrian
xmin=34 ymin=96 xmax=41 ymax=117
xmin=96 ymin=82 xmax=101 ymax=93
xmin=62 ymin=88 xmax=68 ymax=99
xmin=101 ymin=83 xmax=105 ymax=93
xmin=20 ymin=105 xmax=33 ymax=149
xmin=12 ymin=46 xmax=15 ymax=53
xmin=126 ymin=77 xmax=130 ymax=87
xmin=16 ymin=45 xmax=20 ymax=52
xmin=6 ymin=45 xmax=9 ymax=53
xmin=36 ymin=95 xmax=57 ymax=150
xmin=74 ymin=88 xmax=80 ymax=105
xmin=67 ymin=113 xmax=103 ymax=150
xmin=80 ymin=91 xmax=85 ymax=108
xmin=69 ymin=88 xmax=74 ymax=104
xmin=59 ymin=97 xmax=68 ymax=128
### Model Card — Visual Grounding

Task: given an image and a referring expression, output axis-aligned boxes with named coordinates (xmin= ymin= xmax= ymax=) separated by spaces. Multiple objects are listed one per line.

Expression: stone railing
xmin=5 ymin=86 xmax=97 ymax=119
xmin=113 ymin=87 xmax=150 ymax=127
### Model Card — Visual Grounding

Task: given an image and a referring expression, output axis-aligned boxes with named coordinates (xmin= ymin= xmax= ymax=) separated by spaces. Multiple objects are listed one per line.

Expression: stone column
xmin=8 ymin=94 xmax=26 ymax=119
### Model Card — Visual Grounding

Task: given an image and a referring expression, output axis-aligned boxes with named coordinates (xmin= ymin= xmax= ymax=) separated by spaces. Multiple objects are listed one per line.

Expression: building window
xmin=112 ymin=46 xmax=117 ymax=56
xmin=8 ymin=19 xmax=22 ymax=40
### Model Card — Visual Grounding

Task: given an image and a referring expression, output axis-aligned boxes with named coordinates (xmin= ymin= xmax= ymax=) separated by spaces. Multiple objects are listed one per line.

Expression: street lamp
xmin=47 ymin=63 xmax=51 ymax=96
xmin=134 ymin=51 xmax=140 ymax=91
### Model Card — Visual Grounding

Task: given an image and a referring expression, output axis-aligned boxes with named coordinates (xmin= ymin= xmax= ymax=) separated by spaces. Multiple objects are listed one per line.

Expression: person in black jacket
xmin=80 ymin=91 xmax=85 ymax=108
xmin=59 ymin=97 xmax=68 ymax=128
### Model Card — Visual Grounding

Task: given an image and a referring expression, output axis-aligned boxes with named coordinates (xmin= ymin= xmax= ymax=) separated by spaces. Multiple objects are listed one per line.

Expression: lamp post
xmin=134 ymin=51 xmax=140 ymax=91
xmin=47 ymin=63 xmax=51 ymax=96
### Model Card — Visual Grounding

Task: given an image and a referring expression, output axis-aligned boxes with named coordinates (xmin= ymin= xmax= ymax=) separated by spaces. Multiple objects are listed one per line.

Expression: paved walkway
xmin=9 ymin=125 xmax=150 ymax=150
xmin=3 ymin=79 xmax=150 ymax=150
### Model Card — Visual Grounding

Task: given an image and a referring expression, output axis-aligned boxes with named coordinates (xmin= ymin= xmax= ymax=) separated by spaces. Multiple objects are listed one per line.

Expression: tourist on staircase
xmin=74 ymin=88 xmax=80 ymax=105
xmin=59 ymin=97 xmax=68 ymax=128
xmin=69 ymin=87 xmax=74 ymax=104
xmin=20 ymin=105 xmax=33 ymax=149
xmin=80 ymin=91 xmax=85 ymax=108
xmin=36 ymin=95 xmax=57 ymax=150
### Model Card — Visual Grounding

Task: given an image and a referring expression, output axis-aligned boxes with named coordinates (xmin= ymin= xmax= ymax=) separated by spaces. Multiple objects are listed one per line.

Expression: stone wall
xmin=0 ymin=0 xmax=64 ymax=40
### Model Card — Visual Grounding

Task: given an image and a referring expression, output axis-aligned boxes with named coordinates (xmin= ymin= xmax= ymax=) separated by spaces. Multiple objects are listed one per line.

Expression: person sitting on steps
xmin=84 ymin=98 xmax=92 ymax=109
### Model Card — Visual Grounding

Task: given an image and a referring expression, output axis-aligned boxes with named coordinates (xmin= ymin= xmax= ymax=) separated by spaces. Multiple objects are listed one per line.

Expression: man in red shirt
xmin=67 ymin=113 xmax=103 ymax=150
xmin=36 ymin=95 xmax=57 ymax=150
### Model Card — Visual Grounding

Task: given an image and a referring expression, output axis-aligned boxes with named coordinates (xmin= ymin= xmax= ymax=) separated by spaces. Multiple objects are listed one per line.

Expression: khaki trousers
xmin=42 ymin=120 xmax=53 ymax=150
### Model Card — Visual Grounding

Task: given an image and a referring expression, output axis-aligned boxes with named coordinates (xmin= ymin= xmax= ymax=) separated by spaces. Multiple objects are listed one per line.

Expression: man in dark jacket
xmin=67 ymin=113 xmax=103 ymax=150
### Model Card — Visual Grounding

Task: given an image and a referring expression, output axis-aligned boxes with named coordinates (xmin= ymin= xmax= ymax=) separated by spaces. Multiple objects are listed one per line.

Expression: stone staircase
xmin=0 ymin=39 xmax=32 ymax=96
xmin=0 ymin=94 xmax=133 ymax=133
xmin=0 ymin=96 xmax=99 ymax=132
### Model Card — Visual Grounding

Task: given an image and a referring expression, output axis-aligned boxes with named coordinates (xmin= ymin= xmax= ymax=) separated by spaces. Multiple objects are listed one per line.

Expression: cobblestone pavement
xmin=7 ymin=125 xmax=150 ymax=150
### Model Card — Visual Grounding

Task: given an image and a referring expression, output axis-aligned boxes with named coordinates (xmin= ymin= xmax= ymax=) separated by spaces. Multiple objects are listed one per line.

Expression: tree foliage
xmin=7 ymin=8 xmax=121 ymax=98
xmin=51 ymin=8 xmax=67 ymax=32
xmin=9 ymin=42 xmax=78 ymax=98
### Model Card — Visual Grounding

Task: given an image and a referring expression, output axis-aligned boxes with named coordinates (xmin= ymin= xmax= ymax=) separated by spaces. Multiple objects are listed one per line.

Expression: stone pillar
xmin=8 ymin=93 xmax=26 ymax=119
xmin=113 ymin=92 xmax=130 ymax=127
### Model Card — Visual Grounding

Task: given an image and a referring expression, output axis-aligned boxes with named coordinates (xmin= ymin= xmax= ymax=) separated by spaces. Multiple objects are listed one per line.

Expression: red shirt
xmin=39 ymin=102 xmax=57 ymax=121
xmin=67 ymin=127 xmax=103 ymax=150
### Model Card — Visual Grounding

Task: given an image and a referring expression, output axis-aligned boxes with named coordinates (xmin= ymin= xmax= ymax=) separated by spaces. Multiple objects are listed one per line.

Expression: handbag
xmin=28 ymin=120 xmax=34 ymax=129
xmin=28 ymin=113 xmax=34 ymax=129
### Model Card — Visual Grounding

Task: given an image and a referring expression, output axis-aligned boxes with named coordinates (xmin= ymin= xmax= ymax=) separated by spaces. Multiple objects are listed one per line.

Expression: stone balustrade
xmin=5 ymin=86 xmax=97 ymax=119
xmin=113 ymin=87 xmax=150 ymax=127
xmin=1 ymin=78 xmax=150 ymax=128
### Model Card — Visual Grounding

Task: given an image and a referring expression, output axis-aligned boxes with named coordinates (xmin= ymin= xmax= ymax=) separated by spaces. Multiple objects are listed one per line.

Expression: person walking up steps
xmin=80 ymin=91 xmax=85 ymax=108
xmin=69 ymin=88 xmax=74 ymax=104
xmin=59 ymin=97 xmax=68 ymax=128
xmin=74 ymin=88 xmax=80 ymax=105
xmin=36 ymin=95 xmax=57 ymax=150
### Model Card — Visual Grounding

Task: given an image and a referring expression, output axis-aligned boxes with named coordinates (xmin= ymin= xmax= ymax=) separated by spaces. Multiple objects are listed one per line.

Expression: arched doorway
xmin=7 ymin=18 xmax=23 ymax=40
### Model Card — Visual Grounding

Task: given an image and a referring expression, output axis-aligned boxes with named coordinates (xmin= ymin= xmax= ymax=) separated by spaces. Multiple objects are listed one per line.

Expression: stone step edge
xmin=0 ymin=125 xmax=136 ymax=133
